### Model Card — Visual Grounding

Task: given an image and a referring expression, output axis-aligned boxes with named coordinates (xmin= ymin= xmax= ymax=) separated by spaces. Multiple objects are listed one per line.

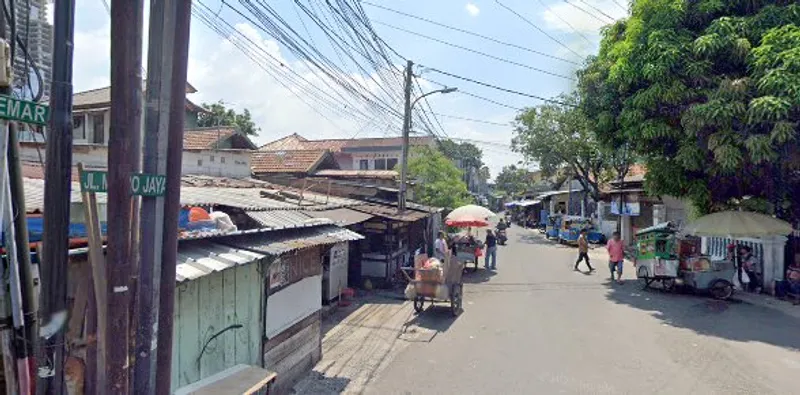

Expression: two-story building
xmin=18 ymin=82 xmax=258 ymax=178
xmin=259 ymin=133 xmax=435 ymax=171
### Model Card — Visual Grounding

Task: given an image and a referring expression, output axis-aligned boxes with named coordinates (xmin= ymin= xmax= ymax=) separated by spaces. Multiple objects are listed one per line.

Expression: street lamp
xmin=399 ymin=81 xmax=457 ymax=211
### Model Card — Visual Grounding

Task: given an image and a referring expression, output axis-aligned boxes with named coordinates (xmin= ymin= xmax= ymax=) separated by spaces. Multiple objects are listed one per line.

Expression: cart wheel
xmin=413 ymin=296 xmax=424 ymax=313
xmin=450 ymin=285 xmax=463 ymax=317
xmin=637 ymin=267 xmax=650 ymax=289
xmin=710 ymin=280 xmax=734 ymax=300
xmin=662 ymin=278 xmax=676 ymax=292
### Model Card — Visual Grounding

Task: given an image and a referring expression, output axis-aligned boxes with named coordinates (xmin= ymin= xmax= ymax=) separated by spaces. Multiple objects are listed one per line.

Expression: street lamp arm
xmin=411 ymin=87 xmax=457 ymax=109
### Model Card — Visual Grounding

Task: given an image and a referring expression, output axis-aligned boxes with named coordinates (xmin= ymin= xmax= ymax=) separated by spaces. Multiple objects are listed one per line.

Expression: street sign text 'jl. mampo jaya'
xmin=80 ymin=170 xmax=167 ymax=197
xmin=0 ymin=94 xmax=49 ymax=125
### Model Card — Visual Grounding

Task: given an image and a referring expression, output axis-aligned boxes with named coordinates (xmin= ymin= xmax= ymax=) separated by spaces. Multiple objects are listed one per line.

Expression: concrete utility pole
xmin=399 ymin=60 xmax=413 ymax=212
xmin=107 ymin=0 xmax=143 ymax=392
xmin=398 ymin=61 xmax=456 ymax=212
xmin=155 ymin=2 xmax=192 ymax=393
xmin=40 ymin=0 xmax=76 ymax=393
xmin=134 ymin=0 xmax=189 ymax=391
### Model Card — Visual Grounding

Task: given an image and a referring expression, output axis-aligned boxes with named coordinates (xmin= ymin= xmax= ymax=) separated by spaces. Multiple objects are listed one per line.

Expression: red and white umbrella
xmin=445 ymin=205 xmax=496 ymax=228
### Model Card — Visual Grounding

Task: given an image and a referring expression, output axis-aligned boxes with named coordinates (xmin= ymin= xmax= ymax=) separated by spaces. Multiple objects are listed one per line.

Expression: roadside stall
xmin=445 ymin=204 xmax=495 ymax=272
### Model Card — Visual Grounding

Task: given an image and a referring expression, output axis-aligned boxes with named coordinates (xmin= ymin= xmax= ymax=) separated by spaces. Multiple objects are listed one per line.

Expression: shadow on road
xmin=463 ymin=267 xmax=497 ymax=284
xmin=402 ymin=305 xmax=459 ymax=334
xmin=605 ymin=280 xmax=800 ymax=350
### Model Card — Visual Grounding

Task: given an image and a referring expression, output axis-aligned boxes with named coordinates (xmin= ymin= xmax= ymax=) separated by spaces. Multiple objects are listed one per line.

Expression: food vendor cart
xmin=634 ymin=222 xmax=737 ymax=299
xmin=403 ymin=254 xmax=464 ymax=316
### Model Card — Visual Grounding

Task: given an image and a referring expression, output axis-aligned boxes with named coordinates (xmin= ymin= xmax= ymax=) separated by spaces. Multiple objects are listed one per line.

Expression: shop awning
xmin=517 ymin=200 xmax=541 ymax=207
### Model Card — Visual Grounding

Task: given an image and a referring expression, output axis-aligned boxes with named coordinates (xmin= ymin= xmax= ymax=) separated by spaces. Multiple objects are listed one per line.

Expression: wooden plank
xmin=176 ymin=278 xmax=201 ymax=388
xmin=67 ymin=262 xmax=90 ymax=342
xmin=173 ymin=365 xmax=276 ymax=395
xmin=171 ymin=284 xmax=182 ymax=390
xmin=78 ymin=163 xmax=108 ymax=392
xmin=198 ymin=272 xmax=225 ymax=378
xmin=234 ymin=263 xmax=255 ymax=366
xmin=222 ymin=267 xmax=237 ymax=368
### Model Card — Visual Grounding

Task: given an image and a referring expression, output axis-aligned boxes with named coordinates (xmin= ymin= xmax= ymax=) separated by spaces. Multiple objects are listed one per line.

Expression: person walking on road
xmin=574 ymin=229 xmax=594 ymax=272
xmin=485 ymin=229 xmax=498 ymax=270
xmin=607 ymin=231 xmax=625 ymax=284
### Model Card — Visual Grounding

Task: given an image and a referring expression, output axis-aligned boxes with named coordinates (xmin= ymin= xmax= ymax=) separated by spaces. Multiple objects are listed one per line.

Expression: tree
xmin=437 ymin=139 xmax=484 ymax=170
xmin=583 ymin=1 xmax=800 ymax=222
xmin=198 ymin=100 xmax=261 ymax=136
xmin=494 ymin=165 xmax=529 ymax=197
xmin=512 ymin=93 xmax=606 ymax=202
xmin=406 ymin=146 xmax=472 ymax=209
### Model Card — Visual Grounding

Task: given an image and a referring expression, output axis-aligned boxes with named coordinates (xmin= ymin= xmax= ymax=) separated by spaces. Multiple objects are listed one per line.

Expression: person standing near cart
xmin=607 ymin=231 xmax=625 ymax=284
xmin=574 ymin=229 xmax=594 ymax=272
xmin=485 ymin=229 xmax=498 ymax=270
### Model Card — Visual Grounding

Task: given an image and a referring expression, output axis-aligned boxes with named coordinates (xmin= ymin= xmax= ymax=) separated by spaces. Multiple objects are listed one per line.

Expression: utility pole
xmin=107 ymin=0 xmax=143 ymax=392
xmin=40 ymin=0 xmax=76 ymax=393
xmin=133 ymin=0 xmax=183 ymax=390
xmin=155 ymin=1 xmax=192 ymax=393
xmin=398 ymin=59 xmax=413 ymax=212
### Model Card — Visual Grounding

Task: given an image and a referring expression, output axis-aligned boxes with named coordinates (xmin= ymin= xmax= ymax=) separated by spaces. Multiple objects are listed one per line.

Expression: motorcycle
xmin=497 ymin=228 xmax=508 ymax=245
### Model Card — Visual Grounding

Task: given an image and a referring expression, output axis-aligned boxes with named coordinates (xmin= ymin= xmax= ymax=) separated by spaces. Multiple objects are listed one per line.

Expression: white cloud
xmin=465 ymin=3 xmax=480 ymax=17
xmin=541 ymin=0 xmax=627 ymax=34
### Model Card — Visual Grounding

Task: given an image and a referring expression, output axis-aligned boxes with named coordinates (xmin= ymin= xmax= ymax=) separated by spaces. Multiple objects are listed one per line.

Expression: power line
xmin=423 ymin=111 xmax=510 ymax=126
xmin=611 ymin=0 xmax=628 ymax=12
xmin=494 ymin=0 xmax=583 ymax=59
xmin=374 ymin=20 xmax=575 ymax=81
xmin=563 ymin=0 xmax=612 ymax=24
xmin=575 ymin=0 xmax=617 ymax=22
xmin=422 ymin=77 xmax=524 ymax=111
xmin=421 ymin=66 xmax=577 ymax=107
xmin=360 ymin=0 xmax=579 ymax=66
xmin=536 ymin=0 xmax=593 ymax=45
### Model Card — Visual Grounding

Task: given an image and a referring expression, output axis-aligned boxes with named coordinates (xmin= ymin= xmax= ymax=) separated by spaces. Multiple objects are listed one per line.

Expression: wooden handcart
xmin=402 ymin=254 xmax=465 ymax=317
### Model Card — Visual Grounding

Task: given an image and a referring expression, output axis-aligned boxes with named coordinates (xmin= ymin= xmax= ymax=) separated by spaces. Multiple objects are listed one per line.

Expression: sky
xmin=66 ymin=0 xmax=627 ymax=179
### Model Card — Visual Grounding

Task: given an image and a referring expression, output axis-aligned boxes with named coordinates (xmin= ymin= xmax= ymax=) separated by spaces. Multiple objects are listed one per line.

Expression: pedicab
xmin=558 ymin=216 xmax=591 ymax=245
xmin=634 ymin=222 xmax=737 ymax=299
xmin=402 ymin=253 xmax=464 ymax=316
xmin=545 ymin=214 xmax=562 ymax=240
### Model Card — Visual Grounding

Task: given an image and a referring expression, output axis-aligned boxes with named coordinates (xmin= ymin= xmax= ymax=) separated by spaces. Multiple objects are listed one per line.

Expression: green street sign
xmin=130 ymin=173 xmax=167 ymax=197
xmin=79 ymin=170 xmax=166 ymax=197
xmin=0 ymin=95 xmax=49 ymax=125
xmin=80 ymin=170 xmax=107 ymax=193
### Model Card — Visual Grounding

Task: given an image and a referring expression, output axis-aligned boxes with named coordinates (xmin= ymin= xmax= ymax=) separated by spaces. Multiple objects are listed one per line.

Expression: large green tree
xmin=512 ymin=93 xmax=606 ymax=202
xmin=198 ymin=100 xmax=261 ymax=136
xmin=406 ymin=146 xmax=472 ymax=209
xmin=494 ymin=165 xmax=529 ymax=197
xmin=583 ymin=0 xmax=800 ymax=222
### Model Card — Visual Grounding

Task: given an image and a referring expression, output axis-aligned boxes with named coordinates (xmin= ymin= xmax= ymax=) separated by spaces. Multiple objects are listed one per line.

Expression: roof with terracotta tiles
xmin=182 ymin=127 xmax=258 ymax=150
xmin=259 ymin=133 xmax=435 ymax=152
xmin=250 ymin=150 xmax=332 ymax=174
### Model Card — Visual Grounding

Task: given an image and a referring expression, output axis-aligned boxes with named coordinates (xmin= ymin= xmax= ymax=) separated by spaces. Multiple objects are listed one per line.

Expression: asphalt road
xmin=363 ymin=226 xmax=800 ymax=395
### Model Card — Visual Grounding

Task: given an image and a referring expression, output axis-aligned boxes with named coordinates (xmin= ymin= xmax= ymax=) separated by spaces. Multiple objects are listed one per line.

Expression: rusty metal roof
xmin=245 ymin=210 xmax=332 ymax=229
xmin=348 ymin=203 xmax=429 ymax=222
xmin=302 ymin=208 xmax=374 ymax=226
xmin=223 ymin=225 xmax=364 ymax=256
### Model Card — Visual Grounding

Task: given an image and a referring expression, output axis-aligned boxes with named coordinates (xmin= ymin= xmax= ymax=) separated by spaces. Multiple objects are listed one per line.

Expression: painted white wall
xmin=351 ymin=150 xmax=402 ymax=170
xmin=265 ymin=275 xmax=322 ymax=338
xmin=324 ymin=242 xmax=349 ymax=302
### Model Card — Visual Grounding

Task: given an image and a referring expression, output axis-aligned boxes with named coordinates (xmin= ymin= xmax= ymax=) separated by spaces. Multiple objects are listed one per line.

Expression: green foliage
xmin=494 ymin=165 xmax=529 ymax=197
xmin=512 ymin=93 xmax=606 ymax=201
xmin=580 ymin=0 xmax=800 ymax=221
xmin=198 ymin=101 xmax=261 ymax=136
xmin=406 ymin=146 xmax=472 ymax=209
xmin=437 ymin=139 xmax=484 ymax=170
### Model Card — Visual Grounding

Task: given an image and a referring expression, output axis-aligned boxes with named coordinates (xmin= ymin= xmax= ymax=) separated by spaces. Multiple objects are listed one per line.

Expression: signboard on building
xmin=611 ymin=197 xmax=641 ymax=216
xmin=0 ymin=95 xmax=49 ymax=125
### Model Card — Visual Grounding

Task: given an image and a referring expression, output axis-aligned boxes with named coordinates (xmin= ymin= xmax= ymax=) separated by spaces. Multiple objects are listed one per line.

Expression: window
xmin=72 ymin=115 xmax=85 ymax=140
xmin=374 ymin=158 xmax=387 ymax=170
xmin=197 ymin=159 xmax=203 ymax=166
xmin=359 ymin=159 xmax=369 ymax=170
xmin=210 ymin=155 xmax=215 ymax=162
xmin=92 ymin=113 xmax=104 ymax=144
xmin=220 ymin=156 xmax=226 ymax=164
xmin=386 ymin=158 xmax=398 ymax=170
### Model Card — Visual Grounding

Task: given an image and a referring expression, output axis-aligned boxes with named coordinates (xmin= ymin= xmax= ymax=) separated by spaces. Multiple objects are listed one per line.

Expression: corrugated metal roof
xmin=224 ymin=225 xmax=363 ymax=256
xmin=302 ymin=208 xmax=373 ymax=226
xmin=349 ymin=203 xmax=429 ymax=222
xmin=245 ymin=210 xmax=332 ymax=229
xmin=176 ymin=241 xmax=266 ymax=282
